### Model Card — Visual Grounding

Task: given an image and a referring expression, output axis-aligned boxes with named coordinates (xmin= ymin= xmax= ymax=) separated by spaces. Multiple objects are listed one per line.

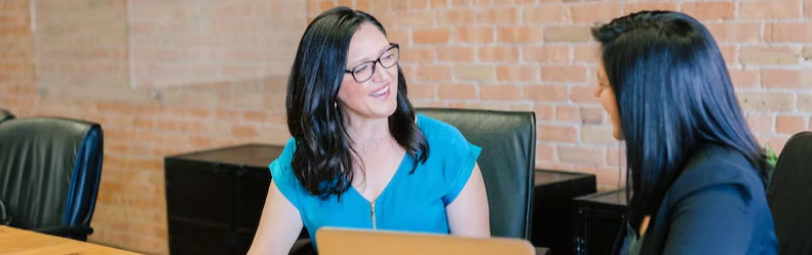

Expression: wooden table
xmin=0 ymin=226 xmax=143 ymax=255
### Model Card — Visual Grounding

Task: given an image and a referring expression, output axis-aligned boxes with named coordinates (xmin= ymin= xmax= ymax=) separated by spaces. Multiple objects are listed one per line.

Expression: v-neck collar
xmin=348 ymin=152 xmax=410 ymax=204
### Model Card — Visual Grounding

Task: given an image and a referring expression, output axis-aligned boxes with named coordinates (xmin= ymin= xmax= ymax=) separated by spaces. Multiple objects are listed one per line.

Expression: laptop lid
xmin=316 ymin=227 xmax=535 ymax=255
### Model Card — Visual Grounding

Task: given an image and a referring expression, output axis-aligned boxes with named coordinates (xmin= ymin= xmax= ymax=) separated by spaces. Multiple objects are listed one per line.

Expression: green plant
xmin=765 ymin=146 xmax=778 ymax=168
xmin=764 ymin=145 xmax=778 ymax=182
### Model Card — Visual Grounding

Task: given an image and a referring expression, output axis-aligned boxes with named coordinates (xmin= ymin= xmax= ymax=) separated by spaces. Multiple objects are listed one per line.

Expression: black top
xmin=626 ymin=144 xmax=777 ymax=255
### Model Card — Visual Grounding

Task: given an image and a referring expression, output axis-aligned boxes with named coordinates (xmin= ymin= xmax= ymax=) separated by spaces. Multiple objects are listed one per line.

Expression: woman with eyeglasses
xmin=248 ymin=7 xmax=490 ymax=254
xmin=592 ymin=11 xmax=777 ymax=255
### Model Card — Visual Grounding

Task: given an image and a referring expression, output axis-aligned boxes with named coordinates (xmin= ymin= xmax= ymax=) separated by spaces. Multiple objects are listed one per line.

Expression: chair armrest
xmin=534 ymin=246 xmax=551 ymax=255
xmin=290 ymin=238 xmax=316 ymax=255
xmin=33 ymin=225 xmax=93 ymax=237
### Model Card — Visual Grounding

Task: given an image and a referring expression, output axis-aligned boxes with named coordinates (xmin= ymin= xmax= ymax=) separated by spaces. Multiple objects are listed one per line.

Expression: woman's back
xmin=635 ymin=144 xmax=776 ymax=255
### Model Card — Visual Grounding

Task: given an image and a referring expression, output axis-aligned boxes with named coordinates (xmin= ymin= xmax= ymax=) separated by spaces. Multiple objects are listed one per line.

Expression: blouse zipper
xmin=370 ymin=199 xmax=377 ymax=230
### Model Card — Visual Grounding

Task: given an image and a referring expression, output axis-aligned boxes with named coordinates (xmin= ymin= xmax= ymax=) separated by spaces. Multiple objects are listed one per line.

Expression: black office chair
xmin=417 ymin=108 xmax=536 ymax=239
xmin=767 ymin=131 xmax=812 ymax=255
xmin=0 ymin=117 xmax=104 ymax=241
xmin=0 ymin=108 xmax=13 ymax=123
xmin=290 ymin=108 xmax=541 ymax=255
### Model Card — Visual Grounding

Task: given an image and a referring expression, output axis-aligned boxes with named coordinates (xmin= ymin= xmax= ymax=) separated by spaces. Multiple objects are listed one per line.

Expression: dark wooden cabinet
xmin=531 ymin=169 xmax=597 ymax=255
xmin=164 ymin=144 xmax=283 ymax=255
xmin=573 ymin=189 xmax=628 ymax=255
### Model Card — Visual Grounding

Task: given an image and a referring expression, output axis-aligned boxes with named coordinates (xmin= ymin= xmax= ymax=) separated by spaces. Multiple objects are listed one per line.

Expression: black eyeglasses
xmin=345 ymin=43 xmax=399 ymax=83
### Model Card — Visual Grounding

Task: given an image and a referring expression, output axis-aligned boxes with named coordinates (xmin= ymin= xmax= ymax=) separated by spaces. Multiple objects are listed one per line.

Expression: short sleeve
xmin=269 ymin=138 xmax=301 ymax=209
xmin=439 ymin=129 xmax=482 ymax=205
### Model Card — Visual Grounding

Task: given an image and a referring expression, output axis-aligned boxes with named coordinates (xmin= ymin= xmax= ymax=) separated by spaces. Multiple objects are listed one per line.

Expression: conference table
xmin=0 ymin=225 xmax=144 ymax=255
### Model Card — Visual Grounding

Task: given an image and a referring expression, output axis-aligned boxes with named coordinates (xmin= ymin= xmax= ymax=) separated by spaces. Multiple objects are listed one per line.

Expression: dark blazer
xmin=631 ymin=144 xmax=777 ymax=255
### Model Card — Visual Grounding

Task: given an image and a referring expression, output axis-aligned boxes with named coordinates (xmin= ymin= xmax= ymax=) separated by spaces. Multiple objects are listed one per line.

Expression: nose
xmin=370 ymin=61 xmax=394 ymax=83
xmin=594 ymin=86 xmax=602 ymax=98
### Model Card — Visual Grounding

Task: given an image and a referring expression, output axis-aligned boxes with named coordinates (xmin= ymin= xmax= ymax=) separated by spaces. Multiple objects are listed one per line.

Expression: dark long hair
xmin=592 ymin=11 xmax=768 ymax=233
xmin=286 ymin=7 xmax=428 ymax=199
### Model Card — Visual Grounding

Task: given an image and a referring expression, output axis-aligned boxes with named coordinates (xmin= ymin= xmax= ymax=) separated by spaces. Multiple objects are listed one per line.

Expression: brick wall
xmin=1 ymin=0 xmax=810 ymax=254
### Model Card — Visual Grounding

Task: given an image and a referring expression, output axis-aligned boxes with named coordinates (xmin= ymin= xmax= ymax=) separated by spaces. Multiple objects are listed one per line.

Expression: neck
xmin=344 ymin=114 xmax=392 ymax=149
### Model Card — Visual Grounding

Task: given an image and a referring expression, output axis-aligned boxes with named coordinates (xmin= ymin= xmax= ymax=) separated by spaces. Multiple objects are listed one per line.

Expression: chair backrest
xmin=0 ymin=117 xmax=103 ymax=240
xmin=0 ymin=108 xmax=13 ymax=123
xmin=416 ymin=108 xmax=536 ymax=240
xmin=767 ymin=131 xmax=812 ymax=255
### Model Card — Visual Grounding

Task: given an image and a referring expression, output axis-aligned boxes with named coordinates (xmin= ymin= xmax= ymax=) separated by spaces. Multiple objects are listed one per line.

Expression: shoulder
xmin=665 ymin=145 xmax=766 ymax=207
xmin=416 ymin=113 xmax=468 ymax=147
xmin=269 ymin=138 xmax=298 ymax=185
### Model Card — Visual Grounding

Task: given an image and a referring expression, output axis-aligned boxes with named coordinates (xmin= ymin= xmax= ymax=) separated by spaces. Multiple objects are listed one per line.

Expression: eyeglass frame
xmin=344 ymin=43 xmax=400 ymax=83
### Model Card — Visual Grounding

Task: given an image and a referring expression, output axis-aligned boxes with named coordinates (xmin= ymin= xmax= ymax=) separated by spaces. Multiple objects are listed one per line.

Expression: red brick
xmin=740 ymin=46 xmax=799 ymax=65
xmin=574 ymin=44 xmax=600 ymax=63
xmin=541 ymin=65 xmax=587 ymax=83
xmin=624 ymin=2 xmax=679 ymax=14
xmin=740 ymin=0 xmax=802 ymax=20
xmin=706 ymin=23 xmax=762 ymax=43
xmin=525 ymin=85 xmax=568 ymax=102
xmin=570 ymin=3 xmax=622 ymax=23
xmin=776 ymin=115 xmax=805 ymax=134
xmin=540 ymin=124 xmax=577 ymax=143
xmin=414 ymin=28 xmax=450 ymax=44
xmin=436 ymin=46 xmax=476 ymax=62
xmin=407 ymin=82 xmax=436 ymax=99
xmin=738 ymin=92 xmax=794 ymax=111
xmin=479 ymin=46 xmax=519 ymax=62
xmin=761 ymin=69 xmax=812 ymax=89
xmin=570 ymin=86 xmax=600 ymax=104
xmin=523 ymin=5 xmax=570 ymax=24
xmin=453 ymin=64 xmax=496 ymax=81
xmin=454 ymin=27 xmax=495 ymax=43
xmin=414 ymin=65 xmax=452 ymax=81
xmin=534 ymin=104 xmax=555 ymax=121
xmin=581 ymin=106 xmax=604 ymax=124
xmin=681 ymin=2 xmax=735 ymax=20
xmin=479 ymin=7 xmax=519 ymax=24
xmin=558 ymin=145 xmax=603 ymax=165
xmin=481 ymin=84 xmax=523 ymax=100
xmin=401 ymin=47 xmax=435 ymax=63
xmin=800 ymin=94 xmax=812 ymax=113
xmin=498 ymin=26 xmax=543 ymax=43
xmin=729 ymin=69 xmax=760 ymax=89
xmin=544 ymin=25 xmax=591 ymax=42
xmin=496 ymin=65 xmax=538 ymax=82
xmin=231 ymin=124 xmax=258 ymax=138
xmin=524 ymin=46 xmax=571 ymax=63
xmin=581 ymin=126 xmax=614 ymax=144
xmin=438 ymin=83 xmax=477 ymax=99
xmin=437 ymin=9 xmax=477 ymax=25
xmin=556 ymin=105 xmax=579 ymax=123
xmin=536 ymin=143 xmax=555 ymax=161
xmin=766 ymin=23 xmax=812 ymax=43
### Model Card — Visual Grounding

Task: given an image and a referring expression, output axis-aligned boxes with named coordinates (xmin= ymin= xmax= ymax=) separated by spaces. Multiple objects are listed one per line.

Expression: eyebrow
xmin=348 ymin=44 xmax=392 ymax=68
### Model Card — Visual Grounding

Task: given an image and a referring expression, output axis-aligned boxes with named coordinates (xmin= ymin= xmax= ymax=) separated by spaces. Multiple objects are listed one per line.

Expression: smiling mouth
xmin=370 ymin=84 xmax=390 ymax=98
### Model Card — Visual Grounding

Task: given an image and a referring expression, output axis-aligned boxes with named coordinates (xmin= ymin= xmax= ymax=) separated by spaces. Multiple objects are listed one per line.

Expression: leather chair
xmin=767 ymin=131 xmax=812 ymax=255
xmin=0 ymin=108 xmax=13 ymax=123
xmin=416 ymin=108 xmax=536 ymax=239
xmin=291 ymin=108 xmax=541 ymax=255
xmin=0 ymin=117 xmax=104 ymax=241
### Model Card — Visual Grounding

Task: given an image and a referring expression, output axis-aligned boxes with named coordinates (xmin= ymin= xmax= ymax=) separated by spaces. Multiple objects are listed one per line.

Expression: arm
xmin=662 ymin=184 xmax=753 ymax=255
xmin=446 ymin=164 xmax=491 ymax=238
xmin=247 ymin=180 xmax=303 ymax=255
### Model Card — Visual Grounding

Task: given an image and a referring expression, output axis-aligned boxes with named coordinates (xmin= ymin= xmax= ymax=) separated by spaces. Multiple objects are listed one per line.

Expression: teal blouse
xmin=269 ymin=114 xmax=482 ymax=247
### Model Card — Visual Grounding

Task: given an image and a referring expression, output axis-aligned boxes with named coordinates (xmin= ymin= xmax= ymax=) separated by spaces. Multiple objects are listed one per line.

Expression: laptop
xmin=316 ymin=227 xmax=535 ymax=255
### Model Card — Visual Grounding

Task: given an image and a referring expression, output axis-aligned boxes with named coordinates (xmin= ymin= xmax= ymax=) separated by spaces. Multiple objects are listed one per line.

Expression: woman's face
xmin=596 ymin=63 xmax=623 ymax=140
xmin=337 ymin=23 xmax=399 ymax=122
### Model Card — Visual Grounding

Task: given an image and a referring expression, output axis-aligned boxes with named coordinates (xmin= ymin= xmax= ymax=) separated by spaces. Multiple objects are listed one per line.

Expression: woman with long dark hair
xmin=592 ymin=11 xmax=777 ymax=255
xmin=248 ymin=7 xmax=489 ymax=254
